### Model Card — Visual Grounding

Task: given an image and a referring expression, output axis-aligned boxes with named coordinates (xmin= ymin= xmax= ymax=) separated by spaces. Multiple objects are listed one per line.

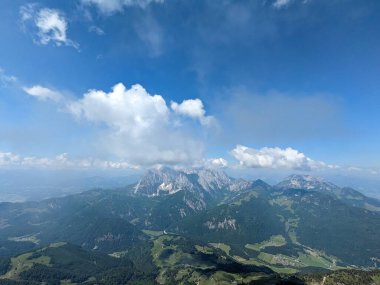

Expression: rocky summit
xmin=133 ymin=166 xmax=252 ymax=197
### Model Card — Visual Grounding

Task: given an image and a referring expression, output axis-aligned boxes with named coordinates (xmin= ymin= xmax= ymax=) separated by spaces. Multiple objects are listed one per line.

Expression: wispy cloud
xmin=20 ymin=4 xmax=79 ymax=50
xmin=273 ymin=0 xmax=292 ymax=9
xmin=80 ymin=0 xmax=165 ymax=14
xmin=133 ymin=13 xmax=164 ymax=57
xmin=0 ymin=68 xmax=17 ymax=87
xmin=88 ymin=25 xmax=105 ymax=35
xmin=272 ymin=0 xmax=311 ymax=9
xmin=23 ymin=85 xmax=63 ymax=102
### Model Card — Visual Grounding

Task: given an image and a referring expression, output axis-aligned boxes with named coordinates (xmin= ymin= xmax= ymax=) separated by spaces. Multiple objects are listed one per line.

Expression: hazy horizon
xmin=1 ymin=0 xmax=380 ymax=191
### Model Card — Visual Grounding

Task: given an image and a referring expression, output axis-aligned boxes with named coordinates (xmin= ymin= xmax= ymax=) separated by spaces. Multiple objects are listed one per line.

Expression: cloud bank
xmin=0 ymin=151 xmax=138 ymax=169
xmin=231 ymin=145 xmax=336 ymax=171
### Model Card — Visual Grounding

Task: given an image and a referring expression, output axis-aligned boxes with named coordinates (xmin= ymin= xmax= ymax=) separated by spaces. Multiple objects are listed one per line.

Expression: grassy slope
xmin=148 ymin=232 xmax=275 ymax=284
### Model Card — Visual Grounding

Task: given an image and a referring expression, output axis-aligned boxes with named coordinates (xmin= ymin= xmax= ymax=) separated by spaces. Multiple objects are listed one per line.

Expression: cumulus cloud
xmin=231 ymin=145 xmax=335 ymax=171
xmin=20 ymin=5 xmax=79 ymax=49
xmin=0 ymin=151 xmax=138 ymax=169
xmin=68 ymin=83 xmax=209 ymax=166
xmin=205 ymin=158 xmax=228 ymax=169
xmin=69 ymin=83 xmax=169 ymax=137
xmin=171 ymin=99 xmax=215 ymax=127
xmin=23 ymin=85 xmax=62 ymax=102
xmin=81 ymin=0 xmax=165 ymax=14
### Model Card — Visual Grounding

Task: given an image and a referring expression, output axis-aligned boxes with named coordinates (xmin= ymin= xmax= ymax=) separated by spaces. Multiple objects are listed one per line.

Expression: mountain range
xmin=0 ymin=167 xmax=379 ymax=284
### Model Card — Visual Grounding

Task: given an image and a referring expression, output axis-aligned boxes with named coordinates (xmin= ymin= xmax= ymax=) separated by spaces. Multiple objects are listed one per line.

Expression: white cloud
xmin=272 ymin=0 xmax=310 ymax=9
xmin=23 ymin=85 xmax=62 ymax=102
xmin=0 ymin=151 xmax=139 ymax=170
xmin=81 ymin=0 xmax=165 ymax=14
xmin=205 ymin=158 xmax=228 ymax=169
xmin=69 ymin=83 xmax=169 ymax=137
xmin=36 ymin=9 xmax=68 ymax=45
xmin=20 ymin=5 xmax=79 ymax=49
xmin=171 ymin=99 xmax=215 ymax=126
xmin=68 ymin=83 xmax=208 ymax=166
xmin=0 ymin=152 xmax=21 ymax=165
xmin=273 ymin=0 xmax=292 ymax=9
xmin=171 ymin=99 xmax=204 ymax=119
xmin=231 ymin=145 xmax=333 ymax=171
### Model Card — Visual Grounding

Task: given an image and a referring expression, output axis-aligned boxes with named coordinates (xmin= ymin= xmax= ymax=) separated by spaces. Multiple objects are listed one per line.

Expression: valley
xmin=0 ymin=168 xmax=379 ymax=284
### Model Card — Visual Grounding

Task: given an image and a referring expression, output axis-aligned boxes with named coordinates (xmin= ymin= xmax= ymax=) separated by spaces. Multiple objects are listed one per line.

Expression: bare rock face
xmin=204 ymin=217 xmax=237 ymax=230
xmin=133 ymin=167 xmax=195 ymax=196
xmin=134 ymin=166 xmax=252 ymax=197
xmin=276 ymin=174 xmax=339 ymax=193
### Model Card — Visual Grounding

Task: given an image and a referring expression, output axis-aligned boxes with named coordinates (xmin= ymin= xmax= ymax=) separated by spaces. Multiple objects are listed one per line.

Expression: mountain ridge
xmin=133 ymin=166 xmax=253 ymax=197
xmin=0 ymin=167 xmax=379 ymax=284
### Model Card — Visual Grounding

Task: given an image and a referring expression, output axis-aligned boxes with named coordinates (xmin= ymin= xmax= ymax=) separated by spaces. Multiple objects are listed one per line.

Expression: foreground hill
xmin=1 ymin=235 xmax=379 ymax=285
xmin=0 ymin=167 xmax=379 ymax=284
xmin=0 ymin=241 xmax=157 ymax=284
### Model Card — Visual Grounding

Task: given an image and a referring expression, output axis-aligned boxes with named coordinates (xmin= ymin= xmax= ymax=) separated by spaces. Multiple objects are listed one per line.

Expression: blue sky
xmin=0 ymin=0 xmax=380 ymax=179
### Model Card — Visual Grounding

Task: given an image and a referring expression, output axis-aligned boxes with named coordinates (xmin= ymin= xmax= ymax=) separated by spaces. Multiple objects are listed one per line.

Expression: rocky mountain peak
xmin=133 ymin=167 xmax=193 ymax=196
xmin=133 ymin=167 xmax=252 ymax=196
xmin=185 ymin=168 xmax=232 ymax=192
xmin=276 ymin=174 xmax=339 ymax=192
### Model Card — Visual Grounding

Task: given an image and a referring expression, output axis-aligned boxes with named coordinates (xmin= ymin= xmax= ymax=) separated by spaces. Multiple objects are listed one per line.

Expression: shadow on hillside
xmin=250 ymin=276 xmax=306 ymax=285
